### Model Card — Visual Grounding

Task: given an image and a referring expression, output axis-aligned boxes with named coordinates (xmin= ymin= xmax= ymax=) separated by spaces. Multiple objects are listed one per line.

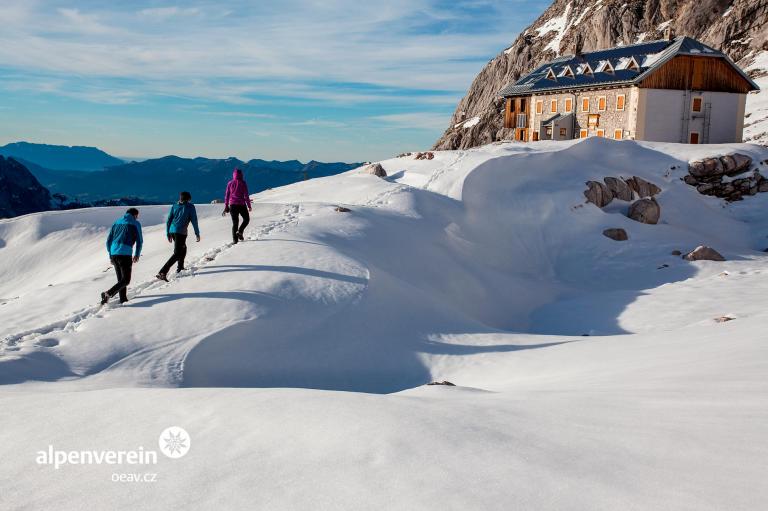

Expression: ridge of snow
xmin=536 ymin=2 xmax=573 ymax=54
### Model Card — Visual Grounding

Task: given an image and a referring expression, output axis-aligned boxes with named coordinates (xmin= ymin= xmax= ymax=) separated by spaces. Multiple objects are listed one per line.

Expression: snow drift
xmin=1 ymin=138 xmax=767 ymax=510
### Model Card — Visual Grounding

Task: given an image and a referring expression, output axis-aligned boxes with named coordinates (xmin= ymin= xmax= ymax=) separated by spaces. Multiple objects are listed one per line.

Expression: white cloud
xmin=139 ymin=7 xmax=201 ymax=20
xmin=0 ymin=0 xmax=536 ymax=106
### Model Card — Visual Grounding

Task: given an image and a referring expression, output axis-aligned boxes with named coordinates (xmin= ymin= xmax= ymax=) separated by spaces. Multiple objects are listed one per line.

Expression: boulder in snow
xmin=335 ymin=206 xmax=352 ymax=213
xmin=427 ymin=381 xmax=456 ymax=386
xmin=688 ymin=158 xmax=725 ymax=180
xmin=721 ymin=153 xmax=752 ymax=177
xmin=365 ymin=163 xmax=387 ymax=178
xmin=602 ymin=228 xmax=628 ymax=241
xmin=604 ymin=177 xmax=633 ymax=201
xmin=627 ymin=198 xmax=660 ymax=225
xmin=625 ymin=176 xmax=661 ymax=198
xmin=584 ymin=181 xmax=613 ymax=207
xmin=683 ymin=246 xmax=726 ymax=262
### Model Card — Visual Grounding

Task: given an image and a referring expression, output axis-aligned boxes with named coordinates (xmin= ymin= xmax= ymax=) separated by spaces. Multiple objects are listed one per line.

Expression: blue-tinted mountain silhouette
xmin=0 ymin=142 xmax=124 ymax=172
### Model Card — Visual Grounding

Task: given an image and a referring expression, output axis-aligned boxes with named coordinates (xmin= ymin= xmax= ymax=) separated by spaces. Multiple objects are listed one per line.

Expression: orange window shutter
xmin=692 ymin=98 xmax=702 ymax=112
xmin=580 ymin=129 xmax=588 ymax=138
xmin=614 ymin=129 xmax=623 ymax=140
xmin=582 ymin=98 xmax=589 ymax=111
xmin=551 ymin=100 xmax=557 ymax=113
xmin=565 ymin=99 xmax=572 ymax=112
xmin=617 ymin=95 xmax=625 ymax=110
xmin=599 ymin=97 xmax=606 ymax=110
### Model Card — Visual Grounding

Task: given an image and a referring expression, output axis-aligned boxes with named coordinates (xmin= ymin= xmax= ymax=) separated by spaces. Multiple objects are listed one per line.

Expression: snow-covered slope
xmin=1 ymin=139 xmax=768 ymax=510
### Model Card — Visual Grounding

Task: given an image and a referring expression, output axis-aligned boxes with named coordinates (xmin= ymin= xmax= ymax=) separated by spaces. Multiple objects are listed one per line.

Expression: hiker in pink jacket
xmin=223 ymin=168 xmax=252 ymax=244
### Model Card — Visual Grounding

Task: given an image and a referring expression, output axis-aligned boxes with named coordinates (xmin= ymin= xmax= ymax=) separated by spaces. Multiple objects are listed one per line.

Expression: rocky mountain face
xmin=433 ymin=0 xmax=768 ymax=150
xmin=0 ymin=156 xmax=53 ymax=218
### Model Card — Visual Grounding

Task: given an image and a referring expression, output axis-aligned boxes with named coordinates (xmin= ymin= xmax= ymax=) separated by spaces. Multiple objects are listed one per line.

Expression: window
xmin=596 ymin=129 xmax=605 ymax=137
xmin=533 ymin=131 xmax=540 ymax=141
xmin=565 ymin=98 xmax=573 ymax=112
xmin=689 ymin=132 xmax=700 ymax=144
xmin=545 ymin=126 xmax=552 ymax=137
xmin=616 ymin=94 xmax=626 ymax=111
xmin=550 ymin=99 xmax=557 ymax=113
xmin=614 ymin=129 xmax=623 ymax=140
xmin=626 ymin=57 xmax=639 ymax=71
xmin=598 ymin=96 xmax=607 ymax=111
xmin=546 ymin=68 xmax=556 ymax=80
xmin=520 ymin=98 xmax=527 ymax=112
xmin=582 ymin=98 xmax=590 ymax=112
xmin=559 ymin=128 xmax=567 ymax=137
xmin=536 ymin=101 xmax=543 ymax=114
xmin=580 ymin=129 xmax=588 ymax=138
xmin=588 ymin=114 xmax=600 ymax=128
xmin=692 ymin=97 xmax=703 ymax=113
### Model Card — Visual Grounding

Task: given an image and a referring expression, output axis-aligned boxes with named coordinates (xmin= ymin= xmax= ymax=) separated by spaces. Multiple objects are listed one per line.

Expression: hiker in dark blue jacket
xmin=102 ymin=208 xmax=143 ymax=305
xmin=156 ymin=191 xmax=200 ymax=281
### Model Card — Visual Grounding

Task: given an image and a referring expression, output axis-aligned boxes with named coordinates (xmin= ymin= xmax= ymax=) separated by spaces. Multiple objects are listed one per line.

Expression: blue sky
xmin=0 ymin=1 xmax=548 ymax=162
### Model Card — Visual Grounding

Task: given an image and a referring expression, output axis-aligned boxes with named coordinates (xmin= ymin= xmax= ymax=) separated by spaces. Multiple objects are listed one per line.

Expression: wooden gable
xmin=639 ymin=55 xmax=753 ymax=93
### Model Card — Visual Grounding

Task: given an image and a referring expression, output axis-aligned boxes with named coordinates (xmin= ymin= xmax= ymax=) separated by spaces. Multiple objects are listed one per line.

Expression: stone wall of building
xmin=528 ymin=86 xmax=637 ymax=141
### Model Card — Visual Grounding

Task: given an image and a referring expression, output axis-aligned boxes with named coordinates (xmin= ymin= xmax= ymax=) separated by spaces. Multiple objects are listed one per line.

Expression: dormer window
xmin=558 ymin=65 xmax=575 ymax=78
xmin=583 ymin=63 xmax=594 ymax=76
xmin=545 ymin=68 xmax=556 ymax=80
xmin=596 ymin=60 xmax=614 ymax=74
xmin=627 ymin=57 xmax=640 ymax=71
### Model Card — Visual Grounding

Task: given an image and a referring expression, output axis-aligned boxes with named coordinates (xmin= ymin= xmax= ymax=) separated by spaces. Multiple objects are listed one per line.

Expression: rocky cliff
xmin=0 ymin=156 xmax=53 ymax=218
xmin=433 ymin=0 xmax=768 ymax=150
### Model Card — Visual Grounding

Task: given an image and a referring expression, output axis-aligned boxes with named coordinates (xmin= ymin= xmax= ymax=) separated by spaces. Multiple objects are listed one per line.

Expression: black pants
xmin=230 ymin=205 xmax=250 ymax=241
xmin=159 ymin=234 xmax=188 ymax=275
xmin=108 ymin=255 xmax=133 ymax=303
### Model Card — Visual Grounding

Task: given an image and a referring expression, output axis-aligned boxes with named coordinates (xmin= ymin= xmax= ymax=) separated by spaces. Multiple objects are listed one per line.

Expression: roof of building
xmin=540 ymin=112 xmax=573 ymax=125
xmin=499 ymin=36 xmax=759 ymax=97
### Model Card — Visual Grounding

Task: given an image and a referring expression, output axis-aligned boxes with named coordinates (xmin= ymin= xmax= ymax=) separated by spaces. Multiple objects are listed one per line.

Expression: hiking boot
xmin=156 ymin=272 xmax=169 ymax=282
xmin=100 ymin=292 xmax=110 ymax=305
xmin=176 ymin=267 xmax=185 ymax=274
xmin=237 ymin=232 xmax=245 ymax=241
xmin=232 ymin=237 xmax=239 ymax=245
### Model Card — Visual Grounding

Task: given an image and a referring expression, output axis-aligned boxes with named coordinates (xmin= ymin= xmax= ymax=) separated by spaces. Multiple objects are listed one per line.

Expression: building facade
xmin=500 ymin=37 xmax=758 ymax=144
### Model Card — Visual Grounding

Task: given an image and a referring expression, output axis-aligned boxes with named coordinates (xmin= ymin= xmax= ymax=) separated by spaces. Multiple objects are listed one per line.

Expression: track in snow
xmin=0 ymin=204 xmax=301 ymax=353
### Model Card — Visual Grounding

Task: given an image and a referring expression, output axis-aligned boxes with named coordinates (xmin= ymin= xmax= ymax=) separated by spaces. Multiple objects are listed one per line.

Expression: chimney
xmin=664 ymin=26 xmax=675 ymax=41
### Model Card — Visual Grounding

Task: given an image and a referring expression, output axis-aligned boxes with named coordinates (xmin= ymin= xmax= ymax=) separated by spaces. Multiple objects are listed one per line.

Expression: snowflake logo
xmin=158 ymin=426 xmax=191 ymax=459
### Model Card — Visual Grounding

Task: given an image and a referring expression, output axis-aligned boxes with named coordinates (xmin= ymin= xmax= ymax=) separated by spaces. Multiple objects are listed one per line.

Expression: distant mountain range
xmin=0 ymin=142 xmax=124 ymax=171
xmin=0 ymin=142 xmax=362 ymax=217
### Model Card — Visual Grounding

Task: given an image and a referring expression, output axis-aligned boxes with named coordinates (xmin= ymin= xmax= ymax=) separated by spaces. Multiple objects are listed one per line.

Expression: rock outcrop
xmin=683 ymin=245 xmax=726 ymax=261
xmin=604 ymin=177 xmax=633 ymax=201
xmin=433 ymin=0 xmax=768 ymax=150
xmin=628 ymin=198 xmax=661 ymax=224
xmin=625 ymin=176 xmax=662 ymax=199
xmin=603 ymin=228 xmax=629 ymax=241
xmin=684 ymin=153 xmax=764 ymax=201
xmin=584 ymin=181 xmax=613 ymax=207
xmin=364 ymin=163 xmax=388 ymax=178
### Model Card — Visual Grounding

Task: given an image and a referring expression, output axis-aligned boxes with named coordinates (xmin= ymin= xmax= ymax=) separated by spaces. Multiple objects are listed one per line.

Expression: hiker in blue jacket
xmin=156 ymin=191 xmax=200 ymax=282
xmin=102 ymin=208 xmax=143 ymax=305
